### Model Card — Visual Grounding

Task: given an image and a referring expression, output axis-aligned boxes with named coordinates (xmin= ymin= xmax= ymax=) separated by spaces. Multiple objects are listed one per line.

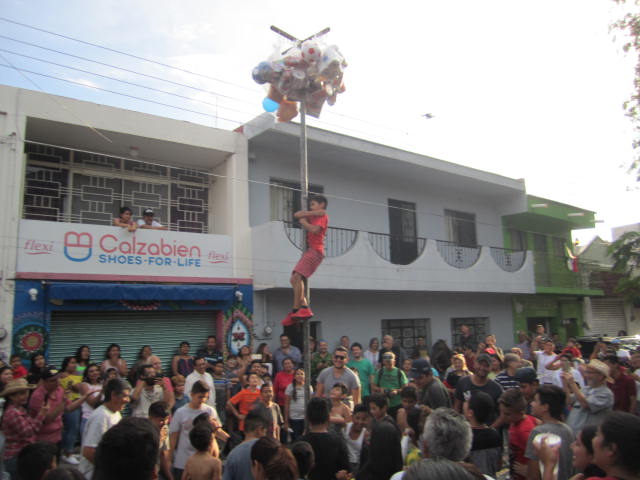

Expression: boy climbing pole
xmin=282 ymin=194 xmax=329 ymax=326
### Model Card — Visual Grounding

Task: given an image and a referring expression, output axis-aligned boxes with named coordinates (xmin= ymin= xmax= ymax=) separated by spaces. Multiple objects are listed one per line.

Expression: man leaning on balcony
xmin=137 ymin=209 xmax=168 ymax=231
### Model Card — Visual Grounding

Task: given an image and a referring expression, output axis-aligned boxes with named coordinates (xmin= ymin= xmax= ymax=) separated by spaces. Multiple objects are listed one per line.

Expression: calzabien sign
xmin=17 ymin=220 xmax=233 ymax=282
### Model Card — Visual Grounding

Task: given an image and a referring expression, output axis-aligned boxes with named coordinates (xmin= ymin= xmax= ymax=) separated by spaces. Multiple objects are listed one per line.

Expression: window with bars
xmin=269 ymin=178 xmax=324 ymax=224
xmin=381 ymin=318 xmax=430 ymax=353
xmin=22 ymin=143 xmax=210 ymax=233
xmin=451 ymin=317 xmax=489 ymax=349
xmin=445 ymin=209 xmax=477 ymax=247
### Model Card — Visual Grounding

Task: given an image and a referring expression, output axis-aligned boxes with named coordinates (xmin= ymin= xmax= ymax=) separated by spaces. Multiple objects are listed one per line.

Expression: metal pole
xmin=300 ymin=101 xmax=312 ymax=412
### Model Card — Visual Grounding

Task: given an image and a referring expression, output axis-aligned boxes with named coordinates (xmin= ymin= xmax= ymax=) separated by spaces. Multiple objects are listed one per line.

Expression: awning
xmin=46 ymin=282 xmax=237 ymax=301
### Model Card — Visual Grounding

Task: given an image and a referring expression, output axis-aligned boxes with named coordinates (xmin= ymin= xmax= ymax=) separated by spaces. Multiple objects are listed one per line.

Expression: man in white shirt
xmin=534 ymin=338 xmax=557 ymax=385
xmin=184 ymin=356 xmax=216 ymax=408
xmin=79 ymin=379 xmax=130 ymax=479
xmin=137 ymin=208 xmax=167 ymax=230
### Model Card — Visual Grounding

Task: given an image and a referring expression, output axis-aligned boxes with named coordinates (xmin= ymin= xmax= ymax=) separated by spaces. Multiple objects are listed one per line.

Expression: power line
xmin=0 ymin=63 xmax=245 ymax=125
xmin=0 ymin=48 xmax=256 ymax=117
xmin=0 ymin=17 xmax=260 ymax=93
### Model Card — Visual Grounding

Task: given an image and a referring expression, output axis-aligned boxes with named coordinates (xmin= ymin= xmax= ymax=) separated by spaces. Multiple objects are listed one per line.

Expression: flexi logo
xmin=64 ymin=232 xmax=93 ymax=262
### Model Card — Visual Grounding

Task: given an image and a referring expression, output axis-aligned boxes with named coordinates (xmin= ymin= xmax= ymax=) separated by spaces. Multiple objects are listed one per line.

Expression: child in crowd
xmin=367 ymin=393 xmax=395 ymax=428
xmin=211 ymin=361 xmax=230 ymax=424
xmin=291 ymin=441 xmax=315 ymax=480
xmin=258 ymin=383 xmax=283 ymax=440
xmin=284 ymin=368 xmax=312 ymax=442
xmin=329 ymin=383 xmax=352 ymax=434
xmin=182 ymin=423 xmax=222 ymax=480
xmin=113 ymin=206 xmax=137 ymax=231
xmin=9 ymin=355 xmax=27 ymax=380
xmin=282 ymin=195 xmax=329 ymax=325
xmin=171 ymin=375 xmax=189 ymax=414
xmin=227 ymin=373 xmax=262 ymax=432
xmin=464 ymin=391 xmax=501 ymax=478
xmin=395 ymin=387 xmax=423 ymax=466
xmin=499 ymin=388 xmax=538 ymax=480
xmin=343 ymin=404 xmax=369 ymax=473
xmin=105 ymin=368 xmax=118 ymax=382
xmin=224 ymin=355 xmax=241 ymax=396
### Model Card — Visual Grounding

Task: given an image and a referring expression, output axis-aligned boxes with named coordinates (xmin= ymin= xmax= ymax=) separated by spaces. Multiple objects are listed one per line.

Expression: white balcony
xmin=252 ymin=221 xmax=536 ymax=293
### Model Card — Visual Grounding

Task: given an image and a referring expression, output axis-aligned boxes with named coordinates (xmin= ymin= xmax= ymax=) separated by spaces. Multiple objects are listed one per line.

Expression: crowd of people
xmin=0 ymin=325 xmax=639 ymax=480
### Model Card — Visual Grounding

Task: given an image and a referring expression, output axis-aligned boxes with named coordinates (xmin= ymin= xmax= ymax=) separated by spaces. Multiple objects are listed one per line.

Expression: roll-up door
xmin=49 ymin=311 xmax=218 ymax=373
xmin=588 ymin=299 xmax=626 ymax=337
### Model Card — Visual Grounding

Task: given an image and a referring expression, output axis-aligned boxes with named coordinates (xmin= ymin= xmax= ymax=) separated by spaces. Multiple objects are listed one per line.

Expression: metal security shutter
xmin=588 ymin=299 xmax=626 ymax=337
xmin=49 ymin=311 xmax=218 ymax=373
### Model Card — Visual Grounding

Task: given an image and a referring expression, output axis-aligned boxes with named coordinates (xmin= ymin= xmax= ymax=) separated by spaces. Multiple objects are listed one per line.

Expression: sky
xmin=1 ymin=0 xmax=639 ymax=245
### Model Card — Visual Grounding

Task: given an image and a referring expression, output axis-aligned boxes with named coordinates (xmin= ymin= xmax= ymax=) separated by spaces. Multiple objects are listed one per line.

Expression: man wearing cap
xmin=454 ymin=353 xmax=503 ymax=426
xmin=564 ymin=359 xmax=614 ymax=432
xmin=411 ymin=358 xmax=450 ymax=412
xmin=514 ymin=367 xmax=539 ymax=414
xmin=28 ymin=366 xmax=87 ymax=446
xmin=137 ymin=208 xmax=168 ymax=230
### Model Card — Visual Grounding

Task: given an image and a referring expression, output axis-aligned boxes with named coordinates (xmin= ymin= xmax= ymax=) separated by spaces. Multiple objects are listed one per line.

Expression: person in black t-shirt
xmin=464 ymin=391 xmax=501 ymax=477
xmin=454 ymin=354 xmax=504 ymax=426
xmin=300 ymin=398 xmax=350 ymax=480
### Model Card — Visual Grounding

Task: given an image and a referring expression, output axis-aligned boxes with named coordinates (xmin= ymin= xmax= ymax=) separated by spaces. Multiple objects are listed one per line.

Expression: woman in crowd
xmin=365 ymin=338 xmax=380 ymax=368
xmin=0 ymin=366 xmax=13 ymax=392
xmin=484 ymin=334 xmax=504 ymax=363
xmin=59 ymin=356 xmax=84 ymax=464
xmin=590 ymin=412 xmax=640 ymax=480
xmin=0 ymin=378 xmax=48 ymax=477
xmin=129 ymin=345 xmax=153 ymax=383
xmin=101 ymin=344 xmax=128 ymax=378
xmin=171 ymin=341 xmax=194 ymax=377
xmin=74 ymin=346 xmax=91 ymax=376
xmin=256 ymin=343 xmax=274 ymax=376
xmin=284 ymin=367 xmax=312 ymax=442
xmin=356 ymin=421 xmax=403 ymax=480
xmin=445 ymin=354 xmax=472 ymax=389
xmin=250 ymin=436 xmax=298 ymax=480
xmin=570 ymin=424 xmax=606 ymax=478
xmin=78 ymin=363 xmax=102 ymax=435
xmin=237 ymin=345 xmax=253 ymax=375
xmin=26 ymin=353 xmax=46 ymax=385
xmin=171 ymin=374 xmax=189 ymax=414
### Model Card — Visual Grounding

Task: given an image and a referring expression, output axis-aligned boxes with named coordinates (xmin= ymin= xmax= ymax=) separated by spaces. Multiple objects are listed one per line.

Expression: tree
xmin=608 ymin=231 xmax=640 ymax=303
xmin=611 ymin=0 xmax=640 ymax=180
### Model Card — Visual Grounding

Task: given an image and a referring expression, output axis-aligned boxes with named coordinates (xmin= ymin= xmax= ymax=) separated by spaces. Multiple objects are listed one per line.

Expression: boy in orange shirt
xmin=283 ymin=195 xmax=328 ymax=326
xmin=227 ymin=373 xmax=261 ymax=432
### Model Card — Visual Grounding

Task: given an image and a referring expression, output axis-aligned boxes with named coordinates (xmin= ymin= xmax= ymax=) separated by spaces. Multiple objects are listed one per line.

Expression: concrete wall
xmin=249 ymin=146 xmax=510 ymax=248
xmin=253 ymin=289 xmax=516 ymax=352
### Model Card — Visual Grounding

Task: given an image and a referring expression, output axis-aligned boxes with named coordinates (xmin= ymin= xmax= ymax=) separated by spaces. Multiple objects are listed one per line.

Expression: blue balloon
xmin=262 ymin=97 xmax=279 ymax=112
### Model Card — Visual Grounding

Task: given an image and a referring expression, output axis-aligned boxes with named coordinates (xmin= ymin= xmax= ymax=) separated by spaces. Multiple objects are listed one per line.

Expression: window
xmin=552 ymin=237 xmax=566 ymax=256
xmin=23 ymin=143 xmax=210 ymax=232
xmin=445 ymin=210 xmax=477 ymax=246
xmin=510 ymin=229 xmax=528 ymax=250
xmin=269 ymin=178 xmax=324 ymax=223
xmin=388 ymin=199 xmax=418 ymax=265
xmin=451 ymin=317 xmax=489 ymax=349
xmin=533 ymin=233 xmax=548 ymax=252
xmin=381 ymin=318 xmax=430 ymax=353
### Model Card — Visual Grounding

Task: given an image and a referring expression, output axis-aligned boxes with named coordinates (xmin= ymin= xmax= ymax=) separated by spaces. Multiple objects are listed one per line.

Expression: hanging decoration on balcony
xmin=223 ymin=301 xmax=254 ymax=356
xmin=252 ymin=27 xmax=347 ymax=122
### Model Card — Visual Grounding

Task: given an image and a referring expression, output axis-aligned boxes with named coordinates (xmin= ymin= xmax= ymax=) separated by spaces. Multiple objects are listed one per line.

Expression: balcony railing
xmin=283 ymin=222 xmax=359 ymax=258
xmin=490 ymin=247 xmax=527 ymax=272
xmin=436 ymin=240 xmax=481 ymax=269
xmin=533 ymin=252 xmax=601 ymax=290
xmin=367 ymin=232 xmax=427 ymax=265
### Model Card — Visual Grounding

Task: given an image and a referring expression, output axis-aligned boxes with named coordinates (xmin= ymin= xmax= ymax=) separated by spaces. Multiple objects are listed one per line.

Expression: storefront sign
xmin=17 ymin=220 xmax=234 ymax=282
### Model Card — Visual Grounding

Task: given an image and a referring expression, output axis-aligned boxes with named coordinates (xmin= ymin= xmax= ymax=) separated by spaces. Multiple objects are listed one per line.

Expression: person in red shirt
xmin=283 ymin=195 xmax=328 ymax=326
xmin=603 ymin=355 xmax=636 ymax=413
xmin=560 ymin=337 xmax=582 ymax=360
xmin=227 ymin=373 xmax=262 ymax=431
xmin=499 ymin=388 xmax=538 ymax=480
xmin=273 ymin=357 xmax=295 ymax=410
xmin=9 ymin=355 xmax=27 ymax=380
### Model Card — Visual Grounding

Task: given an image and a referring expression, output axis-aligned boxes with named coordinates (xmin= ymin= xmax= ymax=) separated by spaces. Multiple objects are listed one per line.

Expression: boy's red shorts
xmin=293 ymin=248 xmax=324 ymax=279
